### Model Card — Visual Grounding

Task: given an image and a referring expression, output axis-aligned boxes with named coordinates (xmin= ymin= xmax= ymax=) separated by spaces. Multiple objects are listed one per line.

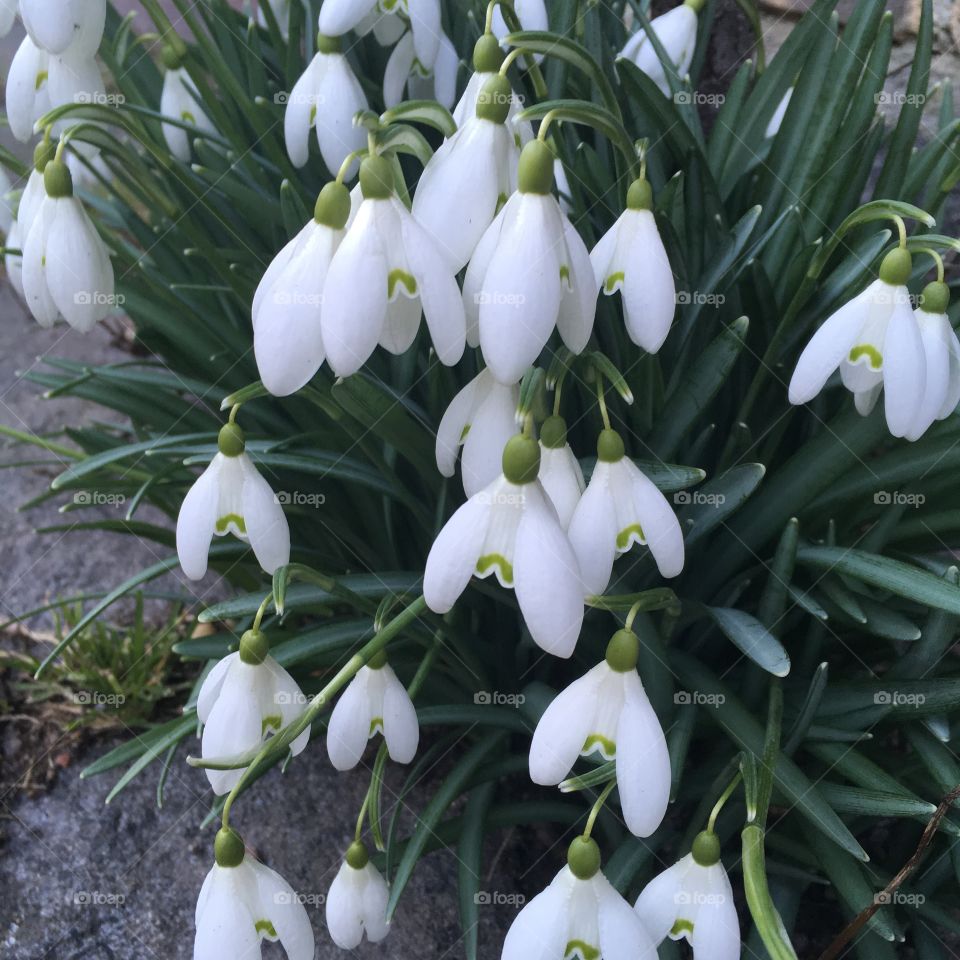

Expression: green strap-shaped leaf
xmin=704 ymin=606 xmax=790 ymax=678
xmin=458 ymin=782 xmax=495 ymax=960
xmin=380 ymin=100 xmax=457 ymax=137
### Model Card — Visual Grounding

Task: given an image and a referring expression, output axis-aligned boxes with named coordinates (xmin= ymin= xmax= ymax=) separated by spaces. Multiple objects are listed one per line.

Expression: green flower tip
xmin=316 ymin=32 xmax=342 ymax=54
xmin=597 ymin=428 xmax=625 ymax=463
xmin=539 ymin=415 xmax=568 ymax=450
xmin=627 ymin=178 xmax=653 ymax=212
xmin=567 ymin=836 xmax=601 ymax=880
xmin=518 ymin=140 xmax=555 ymax=196
xmin=367 ymin=648 xmax=388 ymax=670
xmin=43 ymin=160 xmax=73 ymax=199
xmin=161 ymin=44 xmax=185 ymax=70
xmin=502 ymin=433 xmax=541 ymax=485
xmin=878 ymin=247 xmax=912 ymax=287
xmin=345 ymin=840 xmax=369 ymax=870
xmin=238 ymin=628 xmax=269 ymax=665
xmin=920 ymin=281 xmax=950 ymax=315
xmin=691 ymin=830 xmax=721 ymax=867
xmin=33 ymin=139 xmax=56 ymax=174
xmin=218 ymin=422 xmax=246 ymax=457
xmin=605 ymin=629 xmax=639 ymax=672
xmin=359 ymin=155 xmax=394 ymax=200
xmin=473 ymin=33 xmax=505 ymax=74
xmin=314 ymin=181 xmax=351 ymax=230
xmin=476 ymin=74 xmax=512 ymax=125
xmin=214 ymin=827 xmax=246 ymax=868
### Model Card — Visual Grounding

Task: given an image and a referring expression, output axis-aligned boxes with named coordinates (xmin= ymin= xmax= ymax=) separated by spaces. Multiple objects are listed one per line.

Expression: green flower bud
xmin=367 ymin=648 xmax=388 ymax=670
xmin=214 ymin=827 xmax=246 ymax=868
xmin=502 ymin=434 xmax=541 ymax=485
xmin=605 ymin=629 xmax=639 ymax=672
xmin=627 ymin=178 xmax=653 ymax=212
xmin=473 ymin=34 xmax=505 ymax=74
xmin=346 ymin=840 xmax=369 ymax=870
xmin=567 ymin=836 xmax=601 ymax=880
xmin=33 ymin=139 xmax=56 ymax=174
xmin=43 ymin=160 xmax=73 ymax=199
xmin=161 ymin=44 xmax=185 ymax=71
xmin=217 ymin=422 xmax=246 ymax=457
xmin=476 ymin=74 xmax=512 ymax=125
xmin=314 ymin=181 xmax=351 ymax=229
xmin=360 ymin=155 xmax=394 ymax=200
xmin=920 ymin=280 xmax=950 ymax=315
xmin=597 ymin=428 xmax=625 ymax=463
xmin=238 ymin=628 xmax=269 ymax=665
xmin=691 ymin=830 xmax=721 ymax=867
xmin=316 ymin=33 xmax=342 ymax=55
xmin=539 ymin=415 xmax=568 ymax=450
xmin=518 ymin=140 xmax=554 ymax=196
xmin=878 ymin=247 xmax=912 ymax=286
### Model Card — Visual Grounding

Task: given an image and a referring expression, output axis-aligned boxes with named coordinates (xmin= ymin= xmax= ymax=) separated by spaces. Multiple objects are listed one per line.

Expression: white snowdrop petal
xmin=176 ymin=458 xmax=222 ymax=580
xmin=430 ymin=31 xmax=459 ymax=110
xmin=360 ymin=864 xmax=391 ymax=942
xmin=634 ymin=857 xmax=689 ymax=943
xmin=262 ymin=658 xmax=310 ymax=755
xmin=621 ymin=211 xmax=676 ymax=353
xmin=463 ymin=199 xmax=510 ymax=348
xmin=556 ymin=208 xmax=597 ymax=354
xmin=327 ymin=669 xmax=373 ymax=771
xmin=528 ymin=669 xmax=601 ymax=784
xmin=940 ymin=326 xmax=960 ymax=418
xmin=383 ymin=32 xmax=416 ymax=108
xmin=248 ymin=859 xmax=315 ymax=960
xmin=628 ymin=461 xmax=685 ymax=578
xmin=567 ymin=466 xmax=619 ymax=596
xmin=315 ymin=54 xmax=368 ymax=176
xmin=283 ymin=53 xmax=321 ymax=169
xmin=381 ymin=666 xmax=419 ymax=764
xmin=461 ymin=380 xmax=518 ymax=498
xmin=502 ymin=881 xmax=569 ymax=960
xmin=47 ymin=51 xmax=105 ymax=112
xmin=22 ymin=202 xmax=60 ymax=327
xmin=239 ymin=456 xmax=290 ymax=575
xmin=423 ymin=491 xmax=492 ymax=613
xmin=908 ymin=312 xmax=951 ymax=440
xmin=590 ymin=216 xmax=621 ymax=290
xmin=406 ymin=0 xmax=441 ymax=70
xmin=318 ymin=0 xmax=378 ymax=36
xmin=201 ymin=662 xmax=263 ymax=795
xmin=882 ymin=294 xmax=925 ymax=439
xmin=325 ymin=863 xmax=365 ymax=949
xmin=435 ymin=374 xmax=481 ymax=477
xmin=538 ymin=444 xmax=585 ymax=529
xmin=196 ymin=653 xmax=237 ymax=725
xmin=194 ymin=871 xmax=260 ymax=960
xmin=6 ymin=38 xmax=47 ymax=143
xmin=691 ymin=866 xmax=740 ymax=960
xmin=596 ymin=876 xmax=658 ymax=960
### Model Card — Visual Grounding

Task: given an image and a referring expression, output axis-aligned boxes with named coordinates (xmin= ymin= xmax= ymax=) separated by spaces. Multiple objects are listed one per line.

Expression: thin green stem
xmin=583 ymin=780 xmax=617 ymax=839
xmin=252 ymin=594 xmax=271 ymax=632
xmin=499 ymin=47 xmax=525 ymax=76
xmin=537 ymin=108 xmax=561 ymax=142
xmin=596 ymin=378 xmax=611 ymax=431
xmin=228 ymin=403 xmax=241 ymax=424
xmin=336 ymin=148 xmax=366 ymax=183
xmin=893 ymin=215 xmax=907 ymax=249
xmin=918 ymin=246 xmax=945 ymax=283
xmin=354 ymin=792 xmax=370 ymax=841
xmin=708 ymin=772 xmax=743 ymax=833
xmin=625 ymin=600 xmax=645 ymax=632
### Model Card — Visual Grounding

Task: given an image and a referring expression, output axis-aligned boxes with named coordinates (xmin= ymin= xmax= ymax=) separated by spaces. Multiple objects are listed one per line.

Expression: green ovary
xmin=216 ymin=513 xmax=246 ymax=534
xmin=565 ymin=940 xmax=600 ymax=960
xmin=582 ymin=733 xmax=617 ymax=758
xmin=848 ymin=344 xmax=882 ymax=369
xmin=604 ymin=272 xmax=625 ymax=293
xmin=476 ymin=554 xmax=514 ymax=585
xmin=616 ymin=523 xmax=645 ymax=550
xmin=388 ymin=269 xmax=417 ymax=298
xmin=255 ymin=920 xmax=278 ymax=938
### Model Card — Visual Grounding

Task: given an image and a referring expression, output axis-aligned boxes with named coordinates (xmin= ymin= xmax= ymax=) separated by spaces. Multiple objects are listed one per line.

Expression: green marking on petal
xmin=604 ymin=271 xmax=625 ymax=293
xmin=181 ymin=110 xmax=196 ymax=124
xmin=261 ymin=714 xmax=282 ymax=735
xmin=459 ymin=424 xmax=471 ymax=442
xmin=582 ymin=733 xmax=617 ymax=758
xmin=514 ymin=133 xmax=522 ymax=150
xmin=216 ymin=513 xmax=246 ymax=534
xmin=369 ymin=716 xmax=384 ymax=735
xmin=496 ymin=192 xmax=508 ymax=215
xmin=255 ymin=919 xmax=278 ymax=938
xmin=35 ymin=70 xmax=48 ymax=91
xmin=848 ymin=344 xmax=882 ymax=369
xmin=565 ymin=940 xmax=600 ymax=960
xmin=476 ymin=553 xmax=514 ymax=585
xmin=387 ymin=269 xmax=417 ymax=299
xmin=616 ymin=523 xmax=644 ymax=550
xmin=671 ymin=919 xmax=694 ymax=937
xmin=559 ymin=264 xmax=570 ymax=283
xmin=309 ymin=105 xmax=317 ymax=125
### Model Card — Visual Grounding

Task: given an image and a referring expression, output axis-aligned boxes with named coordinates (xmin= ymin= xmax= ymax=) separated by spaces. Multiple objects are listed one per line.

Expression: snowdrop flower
xmin=383 ymin=28 xmax=458 ymax=109
xmin=765 ymin=87 xmax=794 ymax=138
xmin=464 ymin=140 xmax=596 ymax=384
xmin=195 ymin=827 xmax=314 ymax=960
xmin=326 ymin=652 xmax=419 ymax=770
xmin=568 ymin=429 xmax=684 ymax=594
xmin=252 ymin=182 xmax=350 ymax=396
xmin=634 ymin=831 xmax=740 ymax=960
xmin=435 ymin=367 xmax=520 ymax=498
xmin=160 ymin=47 xmax=216 ymax=162
xmin=21 ymin=0 xmax=105 ymax=56
xmin=620 ymin=0 xmax=701 ymax=97
xmin=788 ymin=247 xmax=925 ymax=439
xmin=326 ymin=841 xmax=390 ymax=949
xmin=413 ymin=75 xmax=520 ymax=272
xmin=6 ymin=36 xmax=52 ymax=142
xmin=21 ymin=158 xmax=115 ymax=332
xmin=537 ymin=415 xmax=584 ymax=529
xmin=197 ymin=629 xmax=310 ymax=795
xmin=530 ymin=629 xmax=670 ymax=837
xmin=424 ymin=433 xmax=584 ymax=657
xmin=503 ymin=836 xmax=657 ymax=960
xmin=321 ymin=154 xmax=466 ymax=377
xmin=176 ymin=423 xmax=290 ymax=580
xmin=905 ymin=281 xmax=960 ymax=440
xmin=0 ymin=0 xmax=15 ymax=38
xmin=591 ymin=177 xmax=676 ymax=354
xmin=284 ymin=33 xmax=367 ymax=174
xmin=4 ymin=143 xmax=54 ymax=299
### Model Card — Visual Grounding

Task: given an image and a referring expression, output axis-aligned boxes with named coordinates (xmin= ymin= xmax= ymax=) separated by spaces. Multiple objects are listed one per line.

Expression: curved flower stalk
xmin=321 ymin=154 xmax=466 ymax=377
xmin=635 ymin=830 xmax=740 ymax=960
xmin=788 ymin=246 xmax=925 ymax=439
xmin=424 ymin=433 xmax=584 ymax=657
xmin=176 ymin=422 xmax=290 ymax=580
xmin=383 ymin=28 xmax=458 ymax=109
xmin=326 ymin=841 xmax=390 ymax=949
xmin=413 ymin=74 xmax=520 ymax=272
xmin=907 ymin=280 xmax=960 ymax=439
xmin=435 ymin=367 xmax=520 ymax=498
xmin=197 ymin=629 xmax=310 ymax=795
xmin=195 ymin=827 xmax=314 ymax=960
xmin=490 ymin=0 xmax=548 ymax=39
xmin=464 ymin=139 xmax=596 ymax=384
xmin=326 ymin=651 xmax=419 ymax=770
xmin=21 ymin=157 xmax=115 ymax=332
xmin=537 ymin=415 xmax=584 ymax=529
xmin=160 ymin=49 xmax=216 ymax=163
xmin=620 ymin=0 xmax=701 ymax=96
xmin=503 ymin=837 xmax=657 ymax=960
xmin=530 ymin=628 xmax=670 ymax=837
xmin=568 ymin=428 xmax=684 ymax=594
xmin=592 ymin=176 xmax=676 ymax=354
xmin=20 ymin=0 xmax=106 ymax=56
xmin=284 ymin=33 xmax=367 ymax=174
xmin=252 ymin=182 xmax=350 ymax=396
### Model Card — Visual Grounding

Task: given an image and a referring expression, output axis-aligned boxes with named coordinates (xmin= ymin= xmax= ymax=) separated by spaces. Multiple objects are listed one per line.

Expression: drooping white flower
xmin=568 ymin=429 xmax=684 ymax=594
xmin=529 ymin=629 xmax=670 ymax=838
xmin=413 ymin=75 xmax=520 ymax=272
xmin=195 ymin=828 xmax=314 ymax=960
xmin=197 ymin=631 xmax=310 ymax=795
xmin=0 ymin=0 xmax=16 ymax=38
xmin=435 ymin=367 xmax=519 ymax=498
xmin=591 ymin=177 xmax=675 ymax=354
xmin=326 ymin=655 xmax=419 ymax=771
xmin=764 ymin=86 xmax=794 ymax=139
xmin=503 ymin=837 xmax=657 ymax=960
xmin=620 ymin=1 xmax=700 ymax=96
xmin=383 ymin=28 xmax=458 ymax=109
xmin=321 ymin=154 xmax=466 ymax=378
xmin=537 ymin=415 xmax=585 ymax=529
xmin=6 ymin=143 xmax=57 ymax=299
xmin=160 ymin=54 xmax=216 ymax=162
xmin=634 ymin=832 xmax=740 ymax=960
xmin=252 ymin=182 xmax=350 ymax=396
xmin=491 ymin=0 xmax=548 ymax=38
xmin=176 ymin=423 xmax=290 ymax=580
xmin=326 ymin=841 xmax=390 ymax=949
xmin=788 ymin=247 xmax=926 ymax=439
xmin=464 ymin=140 xmax=596 ymax=385
xmin=21 ymin=0 xmax=105 ymax=56
xmin=424 ymin=433 xmax=584 ymax=657
xmin=21 ymin=158 xmax=115 ymax=332
xmin=284 ymin=33 xmax=368 ymax=175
